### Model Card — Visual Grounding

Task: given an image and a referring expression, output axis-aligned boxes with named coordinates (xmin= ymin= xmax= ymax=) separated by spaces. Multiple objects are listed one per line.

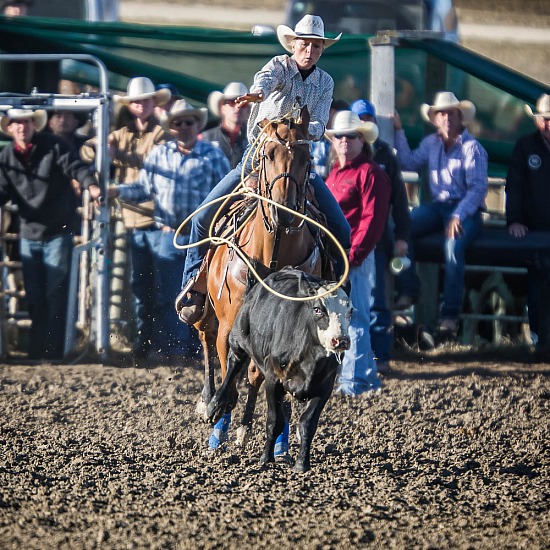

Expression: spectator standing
xmin=81 ymin=77 xmax=172 ymax=356
xmin=202 ymin=81 xmax=250 ymax=169
xmin=310 ymin=98 xmax=349 ymax=178
xmin=176 ymin=15 xmax=351 ymax=324
xmin=506 ymin=93 xmax=550 ymax=362
xmin=0 ymin=108 xmax=96 ymax=360
xmin=392 ymin=91 xmax=488 ymax=338
xmin=107 ymin=99 xmax=230 ymax=360
xmin=46 ymin=109 xmax=88 ymax=152
xmin=325 ymin=111 xmax=391 ymax=395
xmin=351 ymin=98 xmax=411 ymax=373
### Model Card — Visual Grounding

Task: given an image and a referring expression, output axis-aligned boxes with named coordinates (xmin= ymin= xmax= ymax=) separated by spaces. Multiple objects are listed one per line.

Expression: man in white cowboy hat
xmin=506 ymin=93 xmax=550 ymax=362
xmin=108 ymin=99 xmax=230 ymax=361
xmin=325 ymin=110 xmax=391 ymax=395
xmin=176 ymin=14 xmax=351 ymax=326
xmin=82 ymin=76 xmax=172 ymax=356
xmin=0 ymin=108 xmax=97 ymax=360
xmin=201 ymin=81 xmax=249 ymax=169
xmin=392 ymin=90 xmax=488 ymax=339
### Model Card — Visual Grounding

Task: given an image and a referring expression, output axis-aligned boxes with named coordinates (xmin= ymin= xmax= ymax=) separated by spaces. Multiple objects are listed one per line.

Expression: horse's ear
xmin=300 ymin=106 xmax=310 ymax=130
xmin=258 ymin=118 xmax=271 ymax=129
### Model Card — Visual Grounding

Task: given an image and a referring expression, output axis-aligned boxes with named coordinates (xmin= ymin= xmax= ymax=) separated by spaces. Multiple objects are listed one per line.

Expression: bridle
xmin=257 ymin=126 xmax=312 ymax=233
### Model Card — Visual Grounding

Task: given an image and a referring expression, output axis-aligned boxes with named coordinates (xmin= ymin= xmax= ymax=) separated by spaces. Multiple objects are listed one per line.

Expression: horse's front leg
xmin=195 ymin=328 xmax=218 ymax=419
xmin=236 ymin=361 xmax=264 ymax=448
xmin=260 ymin=378 xmax=286 ymax=465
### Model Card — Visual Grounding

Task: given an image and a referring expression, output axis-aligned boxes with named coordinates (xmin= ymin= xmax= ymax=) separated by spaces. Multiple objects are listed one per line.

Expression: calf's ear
xmin=297 ymin=271 xmax=317 ymax=297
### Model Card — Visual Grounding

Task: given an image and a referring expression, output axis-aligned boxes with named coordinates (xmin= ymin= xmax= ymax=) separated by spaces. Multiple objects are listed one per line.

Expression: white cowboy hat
xmin=525 ymin=93 xmax=550 ymax=119
xmin=160 ymin=98 xmax=208 ymax=132
xmin=420 ymin=91 xmax=476 ymax=126
xmin=207 ymin=82 xmax=248 ymax=117
xmin=277 ymin=15 xmax=342 ymax=54
xmin=0 ymin=108 xmax=47 ymax=134
xmin=113 ymin=77 xmax=171 ymax=106
xmin=326 ymin=110 xmax=379 ymax=143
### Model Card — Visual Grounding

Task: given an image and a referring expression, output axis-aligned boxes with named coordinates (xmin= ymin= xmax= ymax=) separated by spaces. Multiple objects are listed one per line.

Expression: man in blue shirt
xmin=392 ymin=91 xmax=488 ymax=337
xmin=108 ymin=99 xmax=230 ymax=360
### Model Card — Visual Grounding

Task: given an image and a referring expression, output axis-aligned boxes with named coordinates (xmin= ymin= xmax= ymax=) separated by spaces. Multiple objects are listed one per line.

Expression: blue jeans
xmin=370 ymin=247 xmax=393 ymax=362
xmin=20 ymin=234 xmax=73 ymax=359
xmin=181 ymin=148 xmax=351 ymax=285
xmin=131 ymin=228 xmax=197 ymax=355
xmin=397 ymin=201 xmax=483 ymax=320
xmin=335 ymin=253 xmax=381 ymax=395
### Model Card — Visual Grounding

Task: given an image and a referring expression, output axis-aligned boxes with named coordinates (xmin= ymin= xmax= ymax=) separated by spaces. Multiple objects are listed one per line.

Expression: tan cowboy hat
xmin=326 ymin=110 xmax=379 ymax=143
xmin=207 ymin=82 xmax=248 ymax=117
xmin=525 ymin=93 xmax=550 ymax=119
xmin=0 ymin=108 xmax=47 ymax=134
xmin=420 ymin=91 xmax=476 ymax=126
xmin=113 ymin=77 xmax=171 ymax=106
xmin=277 ymin=14 xmax=342 ymax=54
xmin=160 ymin=98 xmax=208 ymax=132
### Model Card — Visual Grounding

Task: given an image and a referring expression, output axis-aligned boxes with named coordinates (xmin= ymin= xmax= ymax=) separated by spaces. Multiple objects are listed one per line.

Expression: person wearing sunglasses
xmin=107 ymin=99 xmax=230 ymax=362
xmin=202 ymin=82 xmax=250 ymax=169
xmin=176 ymin=15 xmax=351 ymax=325
xmin=325 ymin=111 xmax=392 ymax=396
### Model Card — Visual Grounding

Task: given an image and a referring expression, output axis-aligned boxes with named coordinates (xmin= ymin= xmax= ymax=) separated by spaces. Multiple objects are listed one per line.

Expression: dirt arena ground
xmin=1 ymin=352 xmax=549 ymax=549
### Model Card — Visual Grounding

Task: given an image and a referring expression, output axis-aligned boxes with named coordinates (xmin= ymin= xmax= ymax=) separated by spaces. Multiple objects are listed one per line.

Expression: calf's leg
xmin=260 ymin=379 xmax=286 ymax=465
xmin=207 ymin=347 xmax=248 ymax=425
xmin=295 ymin=372 xmax=336 ymax=472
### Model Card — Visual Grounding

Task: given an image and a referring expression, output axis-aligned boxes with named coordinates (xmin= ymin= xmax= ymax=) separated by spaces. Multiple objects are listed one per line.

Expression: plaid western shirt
xmin=248 ymin=54 xmax=334 ymax=144
xmin=117 ymin=139 xmax=230 ymax=229
xmin=394 ymin=128 xmax=488 ymax=221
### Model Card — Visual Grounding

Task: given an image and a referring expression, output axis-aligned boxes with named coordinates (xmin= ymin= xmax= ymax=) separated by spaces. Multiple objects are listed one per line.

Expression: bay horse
xmin=193 ymin=106 xmax=329 ymax=448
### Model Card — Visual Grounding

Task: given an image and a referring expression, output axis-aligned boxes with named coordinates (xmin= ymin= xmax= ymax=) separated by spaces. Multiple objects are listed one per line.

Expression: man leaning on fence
xmin=0 ymin=108 xmax=97 ymax=360
xmin=506 ymin=93 xmax=550 ymax=362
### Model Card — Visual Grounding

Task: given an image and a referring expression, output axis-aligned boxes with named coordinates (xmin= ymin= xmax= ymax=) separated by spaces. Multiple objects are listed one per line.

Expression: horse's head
xmin=257 ymin=106 xmax=312 ymax=228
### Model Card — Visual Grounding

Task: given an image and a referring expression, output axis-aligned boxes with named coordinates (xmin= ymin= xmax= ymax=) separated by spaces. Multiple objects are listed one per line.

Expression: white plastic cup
xmin=389 ymin=256 xmax=411 ymax=275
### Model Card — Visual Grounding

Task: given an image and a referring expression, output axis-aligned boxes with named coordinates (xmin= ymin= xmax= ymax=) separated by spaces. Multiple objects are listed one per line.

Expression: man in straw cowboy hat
xmin=325 ymin=110 xmax=391 ymax=395
xmin=107 ymin=99 xmax=230 ymax=361
xmin=506 ymin=93 xmax=550 ymax=362
xmin=202 ymin=81 xmax=250 ymax=169
xmin=176 ymin=14 xmax=351 ymax=325
xmin=82 ymin=76 xmax=172 ymax=357
xmin=392 ymin=91 xmax=488 ymax=339
xmin=0 ymin=108 xmax=97 ymax=360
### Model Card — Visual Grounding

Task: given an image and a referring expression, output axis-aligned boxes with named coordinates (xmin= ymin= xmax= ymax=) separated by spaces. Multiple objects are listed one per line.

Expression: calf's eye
xmin=313 ymin=306 xmax=324 ymax=316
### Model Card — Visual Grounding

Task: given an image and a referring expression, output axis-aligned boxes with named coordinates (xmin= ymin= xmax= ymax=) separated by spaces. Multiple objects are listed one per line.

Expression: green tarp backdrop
xmin=1 ymin=15 xmax=549 ymax=175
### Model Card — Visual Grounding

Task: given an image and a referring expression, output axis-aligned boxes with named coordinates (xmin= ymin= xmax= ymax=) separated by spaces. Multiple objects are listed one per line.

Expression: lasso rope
xmin=172 ymin=112 xmax=350 ymax=302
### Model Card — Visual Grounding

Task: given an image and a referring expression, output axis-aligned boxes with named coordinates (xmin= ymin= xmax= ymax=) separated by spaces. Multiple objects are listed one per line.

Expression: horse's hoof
xmin=294 ymin=459 xmax=310 ymax=473
xmin=274 ymin=452 xmax=295 ymax=466
xmin=195 ymin=399 xmax=208 ymax=420
xmin=259 ymin=453 xmax=274 ymax=465
xmin=208 ymin=429 xmax=228 ymax=451
xmin=235 ymin=425 xmax=251 ymax=448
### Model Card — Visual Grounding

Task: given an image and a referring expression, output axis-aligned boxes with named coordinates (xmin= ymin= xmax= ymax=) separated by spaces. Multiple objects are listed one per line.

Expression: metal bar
xmin=460 ymin=313 xmax=527 ymax=322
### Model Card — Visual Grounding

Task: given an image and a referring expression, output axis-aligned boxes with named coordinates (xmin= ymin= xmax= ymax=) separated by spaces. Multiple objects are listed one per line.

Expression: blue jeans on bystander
xmin=20 ymin=233 xmax=73 ymax=359
xmin=396 ymin=201 xmax=483 ymax=320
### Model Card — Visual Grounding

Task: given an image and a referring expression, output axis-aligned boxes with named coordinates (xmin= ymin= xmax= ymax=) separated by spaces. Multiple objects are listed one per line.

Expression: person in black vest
xmin=0 ymin=108 xmax=97 ymax=360
xmin=506 ymin=93 xmax=550 ymax=362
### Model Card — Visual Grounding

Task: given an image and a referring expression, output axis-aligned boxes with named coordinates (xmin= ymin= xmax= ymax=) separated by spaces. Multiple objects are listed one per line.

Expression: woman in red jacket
xmin=325 ymin=110 xmax=391 ymax=396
